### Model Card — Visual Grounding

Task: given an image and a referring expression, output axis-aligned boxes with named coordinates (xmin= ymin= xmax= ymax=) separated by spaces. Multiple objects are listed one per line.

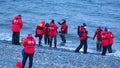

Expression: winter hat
xmin=51 ymin=19 xmax=54 ymax=23
xmin=38 ymin=23 xmax=43 ymax=27
xmin=16 ymin=61 xmax=22 ymax=68
xmin=18 ymin=15 xmax=22 ymax=17
xmin=104 ymin=27 xmax=108 ymax=31
xmin=83 ymin=23 xmax=86 ymax=26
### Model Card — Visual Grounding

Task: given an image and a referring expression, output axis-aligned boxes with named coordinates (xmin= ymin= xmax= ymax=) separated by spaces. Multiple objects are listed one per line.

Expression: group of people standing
xmin=35 ymin=18 xmax=68 ymax=48
xmin=75 ymin=23 xmax=114 ymax=56
xmin=12 ymin=15 xmax=68 ymax=68
xmin=12 ymin=15 xmax=114 ymax=68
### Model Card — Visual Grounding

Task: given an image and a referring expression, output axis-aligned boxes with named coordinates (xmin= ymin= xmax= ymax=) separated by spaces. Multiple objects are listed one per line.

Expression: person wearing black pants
xmin=22 ymin=34 xmax=36 ymax=68
xmin=11 ymin=15 xmax=23 ymax=45
xmin=50 ymin=36 xmax=57 ymax=48
xmin=44 ymin=34 xmax=50 ymax=45
xmin=75 ymin=23 xmax=88 ymax=54
xmin=108 ymin=44 xmax=112 ymax=53
xmin=75 ymin=39 xmax=87 ymax=53
xmin=22 ymin=52 xmax=34 ymax=68
xmin=12 ymin=32 xmax=20 ymax=45
xmin=38 ymin=35 xmax=43 ymax=46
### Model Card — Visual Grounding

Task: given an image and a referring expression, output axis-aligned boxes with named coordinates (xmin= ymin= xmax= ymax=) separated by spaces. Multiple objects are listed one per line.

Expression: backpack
xmin=78 ymin=26 xmax=84 ymax=37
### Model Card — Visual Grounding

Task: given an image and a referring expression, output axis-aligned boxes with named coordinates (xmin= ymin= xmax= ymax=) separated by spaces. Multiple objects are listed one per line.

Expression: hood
xmin=27 ymin=34 xmax=33 ymax=39
xmin=15 ymin=16 xmax=21 ymax=19
xmin=41 ymin=20 xmax=45 ymax=25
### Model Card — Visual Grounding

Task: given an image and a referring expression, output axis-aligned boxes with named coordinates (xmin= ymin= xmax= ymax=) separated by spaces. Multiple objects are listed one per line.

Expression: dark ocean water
xmin=0 ymin=0 xmax=120 ymax=55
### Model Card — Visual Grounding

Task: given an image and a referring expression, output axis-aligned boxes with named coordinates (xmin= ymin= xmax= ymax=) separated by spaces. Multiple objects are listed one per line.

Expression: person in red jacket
xmin=93 ymin=26 xmax=102 ymax=52
xmin=75 ymin=23 xmax=88 ymax=54
xmin=11 ymin=15 xmax=23 ymax=45
xmin=22 ymin=34 xmax=36 ymax=68
xmin=35 ymin=20 xmax=45 ymax=46
xmin=108 ymin=29 xmax=114 ymax=53
xmin=101 ymin=28 xmax=109 ymax=55
xmin=58 ymin=19 xmax=68 ymax=43
xmin=49 ymin=20 xmax=58 ymax=48
xmin=16 ymin=61 xmax=22 ymax=68
xmin=44 ymin=23 xmax=50 ymax=45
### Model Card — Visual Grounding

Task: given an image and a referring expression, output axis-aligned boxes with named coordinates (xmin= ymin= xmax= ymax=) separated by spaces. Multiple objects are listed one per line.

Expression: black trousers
xmin=22 ymin=52 xmax=34 ymax=68
xmin=12 ymin=32 xmax=20 ymax=45
xmin=44 ymin=34 xmax=50 ymax=45
xmin=60 ymin=33 xmax=66 ymax=43
xmin=75 ymin=39 xmax=87 ymax=53
xmin=38 ymin=34 xmax=43 ymax=45
xmin=102 ymin=46 xmax=108 ymax=55
xmin=49 ymin=36 xmax=57 ymax=48
xmin=108 ymin=44 xmax=112 ymax=53
xmin=96 ymin=40 xmax=102 ymax=52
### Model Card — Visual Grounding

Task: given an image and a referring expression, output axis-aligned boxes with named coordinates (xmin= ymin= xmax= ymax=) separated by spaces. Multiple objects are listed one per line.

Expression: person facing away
xmin=35 ymin=20 xmax=45 ymax=46
xmin=44 ymin=23 xmax=50 ymax=45
xmin=93 ymin=26 xmax=103 ymax=52
xmin=75 ymin=23 xmax=88 ymax=54
xmin=49 ymin=20 xmax=58 ymax=48
xmin=108 ymin=29 xmax=114 ymax=53
xmin=11 ymin=15 xmax=23 ymax=45
xmin=22 ymin=34 xmax=36 ymax=68
xmin=58 ymin=18 xmax=68 ymax=44
xmin=101 ymin=28 xmax=109 ymax=56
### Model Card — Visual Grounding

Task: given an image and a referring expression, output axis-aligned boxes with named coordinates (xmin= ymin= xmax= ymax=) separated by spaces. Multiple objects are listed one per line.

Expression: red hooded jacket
xmin=93 ymin=27 xmax=102 ymax=41
xmin=60 ymin=22 xmax=68 ymax=34
xmin=108 ymin=31 xmax=114 ymax=45
xmin=49 ymin=22 xmax=58 ymax=36
xmin=36 ymin=21 xmax=46 ymax=35
xmin=12 ymin=16 xmax=23 ymax=32
xmin=78 ymin=25 xmax=88 ymax=41
xmin=23 ymin=34 xmax=36 ymax=54
xmin=101 ymin=30 xmax=109 ymax=46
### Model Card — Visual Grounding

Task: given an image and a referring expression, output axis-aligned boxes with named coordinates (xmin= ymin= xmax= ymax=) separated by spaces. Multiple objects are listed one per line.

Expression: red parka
xmin=60 ymin=22 xmax=68 ymax=34
xmin=23 ymin=34 xmax=36 ymax=54
xmin=78 ymin=25 xmax=88 ymax=41
xmin=108 ymin=31 xmax=114 ymax=45
xmin=36 ymin=21 xmax=46 ymax=35
xmin=101 ymin=30 xmax=109 ymax=46
xmin=12 ymin=16 xmax=23 ymax=32
xmin=93 ymin=26 xmax=102 ymax=41
xmin=49 ymin=22 xmax=58 ymax=36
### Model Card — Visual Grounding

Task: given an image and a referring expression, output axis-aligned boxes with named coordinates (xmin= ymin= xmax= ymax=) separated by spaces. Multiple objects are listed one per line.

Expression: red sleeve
xmin=23 ymin=39 xmax=27 ymax=47
xmin=93 ymin=31 xmax=97 ymax=39
xmin=19 ymin=19 xmax=23 ymax=29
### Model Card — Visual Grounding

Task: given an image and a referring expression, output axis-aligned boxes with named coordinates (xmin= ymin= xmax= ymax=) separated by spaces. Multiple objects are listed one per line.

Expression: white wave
xmin=0 ymin=33 xmax=12 ymax=41
xmin=107 ymin=50 xmax=120 ymax=57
